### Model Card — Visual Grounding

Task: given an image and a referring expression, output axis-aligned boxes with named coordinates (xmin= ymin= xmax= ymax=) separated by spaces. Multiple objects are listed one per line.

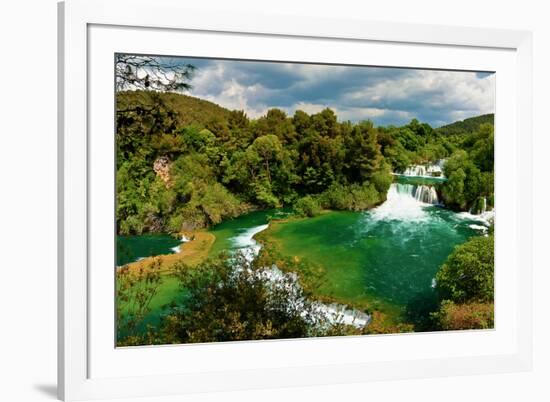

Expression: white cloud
xmin=189 ymin=63 xmax=271 ymax=118
xmin=183 ymin=58 xmax=495 ymax=126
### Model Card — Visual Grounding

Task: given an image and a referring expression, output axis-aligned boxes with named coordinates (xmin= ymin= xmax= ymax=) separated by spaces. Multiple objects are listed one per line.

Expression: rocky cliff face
xmin=153 ymin=156 xmax=172 ymax=187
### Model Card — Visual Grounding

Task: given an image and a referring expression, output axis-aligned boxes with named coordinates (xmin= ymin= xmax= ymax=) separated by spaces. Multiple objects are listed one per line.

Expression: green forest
xmin=116 ymin=90 xmax=494 ymax=234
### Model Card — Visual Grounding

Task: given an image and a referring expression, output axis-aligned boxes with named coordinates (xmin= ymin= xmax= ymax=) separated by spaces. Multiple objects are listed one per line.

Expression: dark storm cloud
xmin=163 ymin=56 xmax=495 ymax=127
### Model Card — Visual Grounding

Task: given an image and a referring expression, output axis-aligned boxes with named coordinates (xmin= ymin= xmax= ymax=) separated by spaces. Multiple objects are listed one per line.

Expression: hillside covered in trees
xmin=116 ymin=90 xmax=494 ymax=235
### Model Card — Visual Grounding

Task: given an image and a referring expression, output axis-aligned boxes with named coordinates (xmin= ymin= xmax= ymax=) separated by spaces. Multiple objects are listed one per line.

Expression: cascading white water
xmin=414 ymin=185 xmax=439 ymax=204
xmin=371 ymin=183 xmax=438 ymax=222
xmin=399 ymin=159 xmax=446 ymax=178
xmin=231 ymin=224 xmax=269 ymax=262
xmin=403 ymin=165 xmax=427 ymax=177
xmin=479 ymin=197 xmax=487 ymax=214
xmin=170 ymin=234 xmax=190 ymax=253
xmin=468 ymin=196 xmax=488 ymax=215
xmin=229 ymin=224 xmax=371 ymax=329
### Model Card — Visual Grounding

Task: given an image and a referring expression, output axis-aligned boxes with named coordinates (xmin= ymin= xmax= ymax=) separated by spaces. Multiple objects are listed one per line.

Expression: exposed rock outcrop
xmin=153 ymin=156 xmax=172 ymax=187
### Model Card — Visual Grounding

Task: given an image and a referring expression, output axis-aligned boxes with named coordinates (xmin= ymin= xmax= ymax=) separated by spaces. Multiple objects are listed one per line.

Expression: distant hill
xmin=435 ymin=114 xmax=494 ymax=136
xmin=117 ymin=90 xmax=233 ymax=128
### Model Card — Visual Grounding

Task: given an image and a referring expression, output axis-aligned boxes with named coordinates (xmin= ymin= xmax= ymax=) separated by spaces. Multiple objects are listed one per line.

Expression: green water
xmin=116 ymin=210 xmax=291 ymax=340
xmin=393 ymin=175 xmax=446 ymax=186
xmin=117 ymin=233 xmax=183 ymax=266
xmin=205 ymin=184 xmax=483 ymax=319
xmin=269 ymin=208 xmax=478 ymax=310
xmin=208 ymin=209 xmax=292 ymax=257
xmin=116 ymin=211 xmax=290 ymax=266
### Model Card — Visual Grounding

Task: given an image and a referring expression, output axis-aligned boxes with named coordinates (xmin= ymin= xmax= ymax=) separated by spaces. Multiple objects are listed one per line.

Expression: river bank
xmin=118 ymin=231 xmax=215 ymax=273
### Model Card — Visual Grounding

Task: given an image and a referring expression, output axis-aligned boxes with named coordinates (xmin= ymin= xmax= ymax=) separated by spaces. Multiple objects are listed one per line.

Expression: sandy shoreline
xmin=120 ymin=231 xmax=216 ymax=273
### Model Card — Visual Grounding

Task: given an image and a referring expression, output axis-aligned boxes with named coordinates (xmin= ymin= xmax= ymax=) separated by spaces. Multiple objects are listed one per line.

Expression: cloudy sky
xmin=161 ymin=56 xmax=495 ymax=128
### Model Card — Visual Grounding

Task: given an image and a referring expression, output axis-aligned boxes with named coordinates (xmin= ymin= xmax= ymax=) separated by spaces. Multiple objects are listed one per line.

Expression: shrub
xmin=294 ymin=195 xmax=321 ymax=217
xmin=435 ymin=235 xmax=494 ymax=303
xmin=432 ymin=300 xmax=494 ymax=330
xmin=320 ymin=182 xmax=383 ymax=211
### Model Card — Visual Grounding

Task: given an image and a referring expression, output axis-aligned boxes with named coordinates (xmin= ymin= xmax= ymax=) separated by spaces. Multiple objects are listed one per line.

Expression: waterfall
xmin=469 ymin=196 xmax=487 ymax=215
xmin=389 ymin=183 xmax=438 ymax=205
xmin=398 ymin=159 xmax=446 ymax=178
xmin=403 ymin=165 xmax=426 ymax=177
xmin=371 ymin=183 xmax=438 ymax=222
xmin=414 ymin=185 xmax=439 ymax=204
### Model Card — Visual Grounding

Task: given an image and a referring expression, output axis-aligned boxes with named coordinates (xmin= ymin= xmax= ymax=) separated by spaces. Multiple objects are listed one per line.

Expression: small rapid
xmin=230 ymin=224 xmax=269 ymax=262
xmin=227 ymin=223 xmax=371 ymax=329
xmin=170 ymin=234 xmax=190 ymax=253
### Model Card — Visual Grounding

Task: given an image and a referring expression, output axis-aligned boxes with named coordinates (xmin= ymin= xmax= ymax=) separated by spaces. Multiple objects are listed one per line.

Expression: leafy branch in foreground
xmin=159 ymin=253 xmax=317 ymax=344
xmin=115 ymin=54 xmax=196 ymax=92
xmin=116 ymin=257 xmax=163 ymax=344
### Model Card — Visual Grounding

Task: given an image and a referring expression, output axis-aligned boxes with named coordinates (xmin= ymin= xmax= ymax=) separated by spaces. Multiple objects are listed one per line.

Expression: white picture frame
xmin=58 ymin=0 xmax=533 ymax=400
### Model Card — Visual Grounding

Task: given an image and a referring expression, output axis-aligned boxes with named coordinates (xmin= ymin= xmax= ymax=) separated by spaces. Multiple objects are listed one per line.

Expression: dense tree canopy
xmin=116 ymin=91 xmax=396 ymax=234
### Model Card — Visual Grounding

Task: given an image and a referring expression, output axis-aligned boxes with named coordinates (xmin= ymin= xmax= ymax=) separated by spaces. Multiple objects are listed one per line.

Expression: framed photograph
xmin=58 ymin=0 xmax=533 ymax=400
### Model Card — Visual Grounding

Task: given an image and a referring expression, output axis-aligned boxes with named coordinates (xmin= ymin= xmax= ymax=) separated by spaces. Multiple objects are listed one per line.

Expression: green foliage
xmin=116 ymin=89 xmax=493 ymax=235
xmin=168 ymin=154 xmax=246 ymax=230
xmin=435 ymin=114 xmax=494 ymax=137
xmin=116 ymin=91 xmax=402 ymax=234
xmin=294 ymin=196 xmax=321 ymax=217
xmin=421 ymin=234 xmax=495 ymax=332
xmin=115 ymin=70 xmax=496 ymax=340
xmin=159 ymin=254 xmax=320 ymax=344
xmin=117 ymin=258 xmax=163 ymax=345
xmin=319 ymin=182 xmax=383 ymax=211
xmin=117 ymin=90 xmax=233 ymax=130
xmin=376 ymin=114 xmax=493 ymax=214
xmin=440 ymin=123 xmax=494 ymax=211
xmin=435 ymin=235 xmax=494 ymax=304
xmin=344 ymin=121 xmax=384 ymax=182
xmin=431 ymin=300 xmax=494 ymax=330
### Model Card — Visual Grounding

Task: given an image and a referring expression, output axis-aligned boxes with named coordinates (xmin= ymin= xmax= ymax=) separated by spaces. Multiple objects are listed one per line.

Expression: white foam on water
xmin=170 ymin=234 xmax=192 ymax=254
xmin=230 ymin=224 xmax=269 ymax=262
xmin=469 ymin=224 xmax=489 ymax=233
xmin=256 ymin=265 xmax=370 ymax=329
xmin=228 ymin=224 xmax=370 ymax=329
xmin=311 ymin=302 xmax=371 ymax=327
xmin=370 ymin=183 xmax=429 ymax=222
xmin=456 ymin=209 xmax=495 ymax=226
xmin=397 ymin=160 xmax=447 ymax=179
